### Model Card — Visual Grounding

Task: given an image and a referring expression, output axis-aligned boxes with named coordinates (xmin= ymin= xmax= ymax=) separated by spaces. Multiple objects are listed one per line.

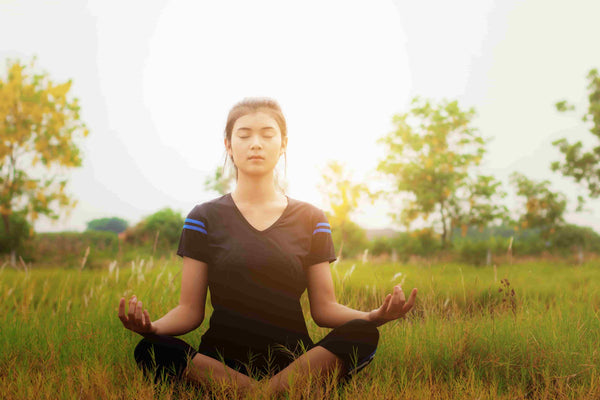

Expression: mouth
xmin=248 ymin=157 xmax=264 ymax=160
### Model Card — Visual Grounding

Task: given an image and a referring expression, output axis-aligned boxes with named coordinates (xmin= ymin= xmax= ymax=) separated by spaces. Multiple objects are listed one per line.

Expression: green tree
xmin=551 ymin=68 xmax=600 ymax=208
xmin=204 ymin=165 xmax=235 ymax=195
xmin=0 ymin=211 xmax=31 ymax=258
xmin=139 ymin=207 xmax=184 ymax=249
xmin=447 ymin=174 xmax=509 ymax=239
xmin=0 ymin=57 xmax=89 ymax=265
xmin=317 ymin=160 xmax=372 ymax=257
xmin=509 ymin=172 xmax=567 ymax=238
xmin=86 ymin=217 xmax=128 ymax=234
xmin=376 ymin=97 xmax=487 ymax=247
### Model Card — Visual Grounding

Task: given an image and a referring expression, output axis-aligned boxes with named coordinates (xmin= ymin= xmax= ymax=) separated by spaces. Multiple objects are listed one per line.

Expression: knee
xmin=338 ymin=319 xmax=379 ymax=349
xmin=134 ymin=338 xmax=154 ymax=370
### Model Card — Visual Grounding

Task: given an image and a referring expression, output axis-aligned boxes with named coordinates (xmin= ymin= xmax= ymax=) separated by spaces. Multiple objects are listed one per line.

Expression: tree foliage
xmin=376 ymin=97 xmax=494 ymax=246
xmin=124 ymin=207 xmax=184 ymax=249
xmin=551 ymin=68 xmax=600 ymax=205
xmin=204 ymin=165 xmax=234 ymax=195
xmin=447 ymin=174 xmax=508 ymax=238
xmin=317 ymin=160 xmax=372 ymax=256
xmin=509 ymin=172 xmax=567 ymax=237
xmin=0 ymin=57 xmax=89 ymax=257
xmin=86 ymin=217 xmax=128 ymax=234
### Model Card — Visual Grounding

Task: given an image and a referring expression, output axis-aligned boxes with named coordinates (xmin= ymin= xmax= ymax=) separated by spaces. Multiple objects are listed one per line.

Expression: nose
xmin=250 ymin=135 xmax=263 ymax=149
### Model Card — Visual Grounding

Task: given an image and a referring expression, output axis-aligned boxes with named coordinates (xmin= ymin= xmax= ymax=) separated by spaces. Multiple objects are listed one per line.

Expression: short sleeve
xmin=302 ymin=208 xmax=337 ymax=268
xmin=176 ymin=204 xmax=211 ymax=264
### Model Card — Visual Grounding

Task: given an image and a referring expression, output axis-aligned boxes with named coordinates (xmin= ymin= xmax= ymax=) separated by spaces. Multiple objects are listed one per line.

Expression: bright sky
xmin=1 ymin=0 xmax=600 ymax=234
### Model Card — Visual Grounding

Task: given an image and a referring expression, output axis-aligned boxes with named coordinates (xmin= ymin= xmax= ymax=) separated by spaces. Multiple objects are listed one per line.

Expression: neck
xmin=232 ymin=170 xmax=283 ymax=205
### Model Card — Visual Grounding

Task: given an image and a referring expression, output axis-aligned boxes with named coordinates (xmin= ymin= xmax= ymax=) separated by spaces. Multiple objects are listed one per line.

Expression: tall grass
xmin=1 ymin=256 xmax=599 ymax=399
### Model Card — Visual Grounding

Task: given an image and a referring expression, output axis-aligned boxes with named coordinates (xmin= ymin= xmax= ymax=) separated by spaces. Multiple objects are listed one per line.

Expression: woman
xmin=117 ymin=97 xmax=418 ymax=397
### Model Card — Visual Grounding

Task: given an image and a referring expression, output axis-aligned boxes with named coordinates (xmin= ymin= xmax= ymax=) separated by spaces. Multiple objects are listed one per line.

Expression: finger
xmin=403 ymin=288 xmax=418 ymax=311
xmin=397 ymin=286 xmax=406 ymax=303
xmin=128 ymin=297 xmax=137 ymax=319
xmin=135 ymin=301 xmax=143 ymax=324
xmin=143 ymin=309 xmax=152 ymax=330
xmin=118 ymin=297 xmax=128 ymax=323
xmin=391 ymin=286 xmax=403 ymax=306
xmin=384 ymin=293 xmax=394 ymax=314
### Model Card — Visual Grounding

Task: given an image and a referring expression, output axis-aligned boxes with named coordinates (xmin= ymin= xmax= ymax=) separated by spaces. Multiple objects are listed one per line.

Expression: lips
xmin=248 ymin=156 xmax=264 ymax=160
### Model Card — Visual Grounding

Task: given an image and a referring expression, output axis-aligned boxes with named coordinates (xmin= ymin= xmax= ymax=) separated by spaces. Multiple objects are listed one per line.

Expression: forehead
xmin=233 ymin=112 xmax=280 ymax=131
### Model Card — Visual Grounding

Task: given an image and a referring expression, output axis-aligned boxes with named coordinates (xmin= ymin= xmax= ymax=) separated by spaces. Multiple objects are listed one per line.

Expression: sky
xmin=1 ymin=0 xmax=600 ymax=234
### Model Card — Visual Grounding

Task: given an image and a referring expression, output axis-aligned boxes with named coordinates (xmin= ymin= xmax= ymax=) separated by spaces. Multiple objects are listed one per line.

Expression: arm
xmin=152 ymin=256 xmax=209 ymax=336
xmin=305 ymin=261 xmax=371 ymax=329
xmin=305 ymin=262 xmax=418 ymax=329
xmin=119 ymin=256 xmax=208 ymax=336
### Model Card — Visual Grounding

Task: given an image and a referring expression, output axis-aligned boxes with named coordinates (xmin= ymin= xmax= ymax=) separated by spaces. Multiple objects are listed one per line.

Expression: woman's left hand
xmin=368 ymin=285 xmax=417 ymax=327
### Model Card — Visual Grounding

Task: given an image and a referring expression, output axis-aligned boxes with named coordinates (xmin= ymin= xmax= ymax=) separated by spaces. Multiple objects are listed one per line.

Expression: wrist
xmin=367 ymin=310 xmax=383 ymax=327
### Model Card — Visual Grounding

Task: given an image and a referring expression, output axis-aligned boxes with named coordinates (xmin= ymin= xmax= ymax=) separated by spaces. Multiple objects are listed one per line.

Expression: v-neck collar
xmin=228 ymin=192 xmax=291 ymax=234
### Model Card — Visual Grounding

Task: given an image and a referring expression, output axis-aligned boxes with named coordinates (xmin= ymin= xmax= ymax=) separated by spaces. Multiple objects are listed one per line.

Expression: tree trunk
xmin=440 ymin=203 xmax=447 ymax=248
xmin=2 ymin=214 xmax=17 ymax=268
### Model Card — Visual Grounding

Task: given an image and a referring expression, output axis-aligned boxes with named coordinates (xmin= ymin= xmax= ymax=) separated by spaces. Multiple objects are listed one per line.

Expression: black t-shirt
xmin=176 ymin=192 xmax=337 ymax=366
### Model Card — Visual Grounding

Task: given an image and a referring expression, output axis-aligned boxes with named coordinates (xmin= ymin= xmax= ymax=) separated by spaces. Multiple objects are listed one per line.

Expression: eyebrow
xmin=236 ymin=126 xmax=276 ymax=132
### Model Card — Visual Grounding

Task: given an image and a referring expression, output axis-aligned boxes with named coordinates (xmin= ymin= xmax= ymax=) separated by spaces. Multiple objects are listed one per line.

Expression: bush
xmin=21 ymin=230 xmax=120 ymax=268
xmin=369 ymin=236 xmax=393 ymax=256
xmin=86 ymin=217 xmax=128 ymax=233
xmin=331 ymin=219 xmax=369 ymax=258
xmin=0 ymin=211 xmax=33 ymax=257
xmin=124 ymin=208 xmax=184 ymax=251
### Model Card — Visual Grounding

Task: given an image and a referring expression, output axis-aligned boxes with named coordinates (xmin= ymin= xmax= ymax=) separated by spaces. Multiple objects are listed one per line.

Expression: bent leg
xmin=315 ymin=318 xmax=379 ymax=378
xmin=266 ymin=345 xmax=345 ymax=396
xmin=134 ymin=334 xmax=198 ymax=384
xmin=266 ymin=319 xmax=380 ymax=396
xmin=134 ymin=334 xmax=258 ymax=394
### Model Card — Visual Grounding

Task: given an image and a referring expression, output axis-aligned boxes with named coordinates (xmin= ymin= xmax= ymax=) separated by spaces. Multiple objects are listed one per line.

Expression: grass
xmin=1 ymin=255 xmax=599 ymax=399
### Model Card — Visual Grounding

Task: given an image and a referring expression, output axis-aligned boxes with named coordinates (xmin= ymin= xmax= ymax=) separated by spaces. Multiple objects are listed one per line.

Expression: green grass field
xmin=1 ymin=257 xmax=599 ymax=399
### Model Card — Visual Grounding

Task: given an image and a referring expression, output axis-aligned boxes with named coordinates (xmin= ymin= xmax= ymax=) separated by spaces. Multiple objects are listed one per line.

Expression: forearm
xmin=316 ymin=302 xmax=372 ymax=329
xmin=151 ymin=304 xmax=204 ymax=336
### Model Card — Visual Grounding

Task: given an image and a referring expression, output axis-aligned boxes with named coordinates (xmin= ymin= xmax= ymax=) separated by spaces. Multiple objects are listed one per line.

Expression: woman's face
xmin=226 ymin=111 xmax=287 ymax=178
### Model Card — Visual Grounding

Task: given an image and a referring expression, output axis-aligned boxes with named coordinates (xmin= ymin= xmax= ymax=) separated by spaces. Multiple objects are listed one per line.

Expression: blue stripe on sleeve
xmin=313 ymin=228 xmax=332 ymax=235
xmin=185 ymin=218 xmax=205 ymax=228
xmin=316 ymin=222 xmax=330 ymax=228
xmin=183 ymin=224 xmax=207 ymax=234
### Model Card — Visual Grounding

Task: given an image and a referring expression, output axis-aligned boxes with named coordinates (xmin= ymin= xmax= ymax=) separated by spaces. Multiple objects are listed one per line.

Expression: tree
xmin=551 ymin=68 xmax=600 ymax=208
xmin=0 ymin=57 xmax=89 ymax=265
xmin=129 ymin=208 xmax=184 ymax=250
xmin=447 ymin=174 xmax=508 ymax=239
xmin=0 ymin=211 xmax=31 ymax=258
xmin=317 ymin=160 xmax=373 ymax=257
xmin=204 ymin=165 xmax=235 ymax=195
xmin=376 ymin=97 xmax=487 ymax=247
xmin=86 ymin=217 xmax=128 ymax=234
xmin=509 ymin=172 xmax=567 ymax=238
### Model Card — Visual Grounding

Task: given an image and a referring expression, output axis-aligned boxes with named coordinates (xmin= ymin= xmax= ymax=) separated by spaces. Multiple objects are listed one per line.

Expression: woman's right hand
xmin=118 ymin=295 xmax=157 ymax=336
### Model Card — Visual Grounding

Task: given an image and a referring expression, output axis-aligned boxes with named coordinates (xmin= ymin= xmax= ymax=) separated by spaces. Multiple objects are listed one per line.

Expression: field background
xmin=1 ymin=256 xmax=599 ymax=399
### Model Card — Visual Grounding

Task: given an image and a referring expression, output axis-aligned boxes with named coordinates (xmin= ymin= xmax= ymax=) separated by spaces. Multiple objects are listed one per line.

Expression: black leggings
xmin=134 ymin=318 xmax=379 ymax=385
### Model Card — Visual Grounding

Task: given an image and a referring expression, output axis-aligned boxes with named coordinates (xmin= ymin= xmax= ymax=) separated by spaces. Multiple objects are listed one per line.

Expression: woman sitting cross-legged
xmin=117 ymin=97 xmax=418 ymax=397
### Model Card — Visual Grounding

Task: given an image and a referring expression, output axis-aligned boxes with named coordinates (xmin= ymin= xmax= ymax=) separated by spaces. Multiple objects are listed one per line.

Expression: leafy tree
xmin=509 ymin=172 xmax=567 ymax=238
xmin=447 ymin=174 xmax=508 ymax=239
xmin=138 ymin=207 xmax=184 ymax=249
xmin=551 ymin=68 xmax=600 ymax=208
xmin=86 ymin=217 xmax=128 ymax=234
xmin=376 ymin=97 xmax=487 ymax=247
xmin=204 ymin=165 xmax=235 ymax=195
xmin=317 ymin=160 xmax=372 ymax=256
xmin=0 ymin=211 xmax=31 ymax=257
xmin=0 ymin=57 xmax=89 ymax=265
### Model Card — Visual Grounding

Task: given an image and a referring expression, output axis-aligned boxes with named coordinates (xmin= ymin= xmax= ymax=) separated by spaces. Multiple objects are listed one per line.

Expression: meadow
xmin=1 ymin=256 xmax=599 ymax=399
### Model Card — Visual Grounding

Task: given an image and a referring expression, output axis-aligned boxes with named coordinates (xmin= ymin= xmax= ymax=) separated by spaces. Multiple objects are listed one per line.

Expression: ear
xmin=224 ymin=137 xmax=231 ymax=156
xmin=281 ymin=136 xmax=288 ymax=154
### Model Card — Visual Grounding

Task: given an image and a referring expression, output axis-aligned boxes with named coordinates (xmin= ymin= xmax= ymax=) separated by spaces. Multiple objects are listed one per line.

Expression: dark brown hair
xmin=223 ymin=97 xmax=288 ymax=193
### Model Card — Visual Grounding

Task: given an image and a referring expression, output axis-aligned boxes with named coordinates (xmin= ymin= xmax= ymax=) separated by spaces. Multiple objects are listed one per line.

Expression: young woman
xmin=117 ymin=97 xmax=418 ymax=397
